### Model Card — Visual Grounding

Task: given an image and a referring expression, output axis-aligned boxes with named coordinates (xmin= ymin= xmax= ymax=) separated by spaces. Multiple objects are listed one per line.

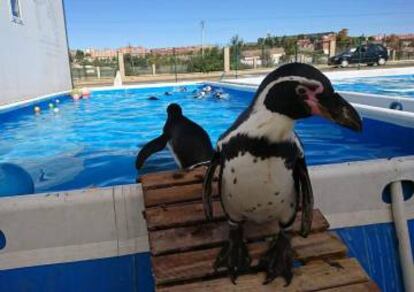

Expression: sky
xmin=64 ymin=0 xmax=414 ymax=49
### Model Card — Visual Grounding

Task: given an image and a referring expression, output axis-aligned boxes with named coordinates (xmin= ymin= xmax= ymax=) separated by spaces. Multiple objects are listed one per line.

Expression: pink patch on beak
xmin=305 ymin=99 xmax=321 ymax=115
xmin=304 ymin=84 xmax=323 ymax=115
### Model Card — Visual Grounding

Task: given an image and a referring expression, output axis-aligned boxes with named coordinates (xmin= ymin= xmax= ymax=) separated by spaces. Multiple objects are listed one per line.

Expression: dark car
xmin=329 ymin=44 xmax=388 ymax=67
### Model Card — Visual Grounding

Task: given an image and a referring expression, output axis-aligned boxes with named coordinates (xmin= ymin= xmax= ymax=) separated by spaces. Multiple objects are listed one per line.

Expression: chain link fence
xmin=70 ymin=57 xmax=118 ymax=85
xmin=69 ymin=33 xmax=414 ymax=86
xmin=123 ymin=47 xmax=225 ymax=77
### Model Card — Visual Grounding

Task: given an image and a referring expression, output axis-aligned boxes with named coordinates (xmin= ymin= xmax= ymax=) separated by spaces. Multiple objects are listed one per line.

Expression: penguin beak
xmin=306 ymin=92 xmax=363 ymax=132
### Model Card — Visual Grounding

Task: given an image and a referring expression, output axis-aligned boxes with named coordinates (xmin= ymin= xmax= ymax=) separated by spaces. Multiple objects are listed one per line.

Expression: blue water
xmin=1 ymin=84 xmax=414 ymax=195
xmin=333 ymin=74 xmax=414 ymax=98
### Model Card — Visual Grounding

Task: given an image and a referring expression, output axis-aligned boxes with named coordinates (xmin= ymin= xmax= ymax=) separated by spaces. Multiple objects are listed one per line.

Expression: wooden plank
xmin=153 ymin=232 xmax=347 ymax=285
xmin=143 ymin=183 xmax=218 ymax=208
xmin=149 ymin=210 xmax=329 ymax=255
xmin=145 ymin=200 xmax=225 ymax=230
xmin=141 ymin=167 xmax=208 ymax=190
xmin=157 ymin=258 xmax=369 ymax=292
xmin=320 ymin=281 xmax=379 ymax=292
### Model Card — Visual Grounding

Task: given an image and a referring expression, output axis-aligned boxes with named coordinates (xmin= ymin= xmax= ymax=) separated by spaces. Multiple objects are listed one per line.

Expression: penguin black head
xmin=257 ymin=63 xmax=362 ymax=131
xmin=167 ymin=103 xmax=182 ymax=118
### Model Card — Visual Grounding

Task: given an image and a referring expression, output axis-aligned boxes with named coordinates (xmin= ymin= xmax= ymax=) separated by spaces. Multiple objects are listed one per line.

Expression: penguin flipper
xmin=202 ymin=151 xmax=220 ymax=221
xmin=294 ymin=157 xmax=314 ymax=237
xmin=135 ymin=134 xmax=169 ymax=169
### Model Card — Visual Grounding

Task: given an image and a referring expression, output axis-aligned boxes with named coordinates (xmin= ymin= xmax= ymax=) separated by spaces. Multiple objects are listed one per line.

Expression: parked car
xmin=329 ymin=44 xmax=388 ymax=67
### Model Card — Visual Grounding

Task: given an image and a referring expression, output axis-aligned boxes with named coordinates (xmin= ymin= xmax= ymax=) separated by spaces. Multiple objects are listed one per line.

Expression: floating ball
xmin=81 ymin=87 xmax=90 ymax=98
xmin=53 ymin=108 xmax=60 ymax=114
xmin=70 ymin=89 xmax=81 ymax=99
xmin=48 ymin=103 xmax=54 ymax=109
xmin=0 ymin=163 xmax=34 ymax=197
xmin=55 ymin=99 xmax=60 ymax=104
xmin=34 ymin=106 xmax=41 ymax=114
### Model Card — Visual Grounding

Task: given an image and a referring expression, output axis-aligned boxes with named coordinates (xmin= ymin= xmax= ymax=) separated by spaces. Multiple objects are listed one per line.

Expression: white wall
xmin=0 ymin=0 xmax=71 ymax=106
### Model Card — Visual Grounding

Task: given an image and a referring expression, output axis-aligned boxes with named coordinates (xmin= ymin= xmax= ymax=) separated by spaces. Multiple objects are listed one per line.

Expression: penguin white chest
xmin=167 ymin=142 xmax=182 ymax=168
xmin=221 ymin=153 xmax=297 ymax=224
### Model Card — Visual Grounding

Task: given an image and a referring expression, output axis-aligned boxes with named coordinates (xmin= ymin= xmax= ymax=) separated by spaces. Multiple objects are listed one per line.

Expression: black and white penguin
xmin=136 ymin=103 xmax=214 ymax=170
xmin=203 ymin=63 xmax=362 ymax=285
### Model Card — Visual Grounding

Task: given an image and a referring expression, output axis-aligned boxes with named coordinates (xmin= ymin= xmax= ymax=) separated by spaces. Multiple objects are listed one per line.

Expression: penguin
xmin=148 ymin=96 xmax=159 ymax=101
xmin=193 ymin=91 xmax=206 ymax=99
xmin=202 ymin=63 xmax=362 ymax=285
xmin=214 ymin=91 xmax=229 ymax=100
xmin=136 ymin=103 xmax=214 ymax=170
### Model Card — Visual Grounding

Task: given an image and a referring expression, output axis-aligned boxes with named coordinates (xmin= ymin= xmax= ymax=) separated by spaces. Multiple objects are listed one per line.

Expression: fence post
xmin=173 ymin=48 xmax=178 ymax=83
xmin=152 ymin=64 xmax=156 ymax=76
xmin=294 ymin=44 xmax=298 ymax=62
xmin=358 ymin=36 xmax=362 ymax=70
xmin=117 ymin=52 xmax=125 ymax=79
xmin=96 ymin=66 xmax=101 ymax=79
xmin=224 ymin=47 xmax=230 ymax=73
xmin=235 ymin=46 xmax=239 ymax=79
xmin=329 ymin=38 xmax=336 ymax=57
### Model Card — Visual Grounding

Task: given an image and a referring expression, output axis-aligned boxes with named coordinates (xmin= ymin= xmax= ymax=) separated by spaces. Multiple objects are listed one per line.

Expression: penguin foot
xmin=259 ymin=230 xmax=293 ymax=286
xmin=214 ymin=223 xmax=251 ymax=284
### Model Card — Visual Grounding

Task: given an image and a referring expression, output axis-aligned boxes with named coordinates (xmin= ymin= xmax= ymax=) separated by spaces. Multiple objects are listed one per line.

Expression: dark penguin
xmin=203 ymin=63 xmax=362 ymax=285
xmin=148 ymin=96 xmax=159 ymax=101
xmin=136 ymin=103 xmax=214 ymax=170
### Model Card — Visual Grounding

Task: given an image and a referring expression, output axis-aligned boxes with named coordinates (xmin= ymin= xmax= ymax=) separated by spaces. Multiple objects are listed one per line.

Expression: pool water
xmin=333 ymin=74 xmax=414 ymax=98
xmin=1 ymin=84 xmax=414 ymax=195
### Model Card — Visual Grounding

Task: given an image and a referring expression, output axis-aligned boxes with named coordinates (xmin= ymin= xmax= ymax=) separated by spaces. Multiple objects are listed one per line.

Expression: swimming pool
xmin=1 ymin=83 xmax=414 ymax=195
xmin=333 ymin=74 xmax=414 ymax=98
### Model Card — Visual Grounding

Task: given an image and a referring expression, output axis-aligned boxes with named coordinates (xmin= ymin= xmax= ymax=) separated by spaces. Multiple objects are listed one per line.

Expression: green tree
xmin=75 ymin=50 xmax=84 ymax=62
xmin=264 ymin=33 xmax=274 ymax=47
xmin=386 ymin=34 xmax=400 ymax=50
xmin=336 ymin=28 xmax=351 ymax=51
xmin=229 ymin=35 xmax=245 ymax=70
xmin=188 ymin=47 xmax=224 ymax=73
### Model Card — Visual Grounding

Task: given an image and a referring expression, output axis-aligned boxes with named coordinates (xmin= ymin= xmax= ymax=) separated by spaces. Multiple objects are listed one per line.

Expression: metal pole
xmin=390 ymin=181 xmax=414 ymax=292
xmin=201 ymin=21 xmax=205 ymax=57
xmin=261 ymin=44 xmax=265 ymax=67
xmin=358 ymin=36 xmax=362 ymax=70
xmin=131 ymin=54 xmax=135 ymax=76
xmin=235 ymin=45 xmax=239 ymax=79
xmin=295 ymin=43 xmax=298 ymax=62
xmin=173 ymin=48 xmax=178 ymax=83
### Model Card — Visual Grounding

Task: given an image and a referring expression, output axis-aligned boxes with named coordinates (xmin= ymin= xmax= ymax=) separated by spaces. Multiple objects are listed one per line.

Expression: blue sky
xmin=64 ymin=0 xmax=414 ymax=49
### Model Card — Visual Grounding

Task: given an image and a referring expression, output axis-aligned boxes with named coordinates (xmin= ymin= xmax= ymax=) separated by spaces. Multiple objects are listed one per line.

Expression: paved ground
xmin=73 ymin=60 xmax=414 ymax=88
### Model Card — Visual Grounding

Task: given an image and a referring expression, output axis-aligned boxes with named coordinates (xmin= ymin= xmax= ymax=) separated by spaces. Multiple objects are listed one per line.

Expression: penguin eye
xmin=296 ymin=86 xmax=306 ymax=96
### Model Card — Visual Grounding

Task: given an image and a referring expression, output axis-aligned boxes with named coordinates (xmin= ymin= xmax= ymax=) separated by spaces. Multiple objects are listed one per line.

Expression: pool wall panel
xmin=0 ymin=185 xmax=149 ymax=270
xmin=0 ymin=252 xmax=154 ymax=292
xmin=343 ymin=91 xmax=414 ymax=113
xmin=335 ymin=220 xmax=414 ymax=292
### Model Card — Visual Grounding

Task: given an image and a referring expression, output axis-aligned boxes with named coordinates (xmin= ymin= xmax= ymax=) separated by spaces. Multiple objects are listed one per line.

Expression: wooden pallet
xmin=141 ymin=167 xmax=379 ymax=291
